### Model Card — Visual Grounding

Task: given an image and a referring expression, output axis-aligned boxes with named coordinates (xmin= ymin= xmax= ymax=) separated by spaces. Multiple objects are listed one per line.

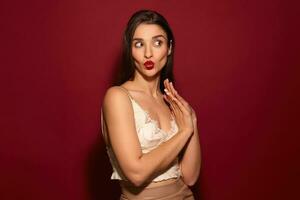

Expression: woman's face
xmin=131 ymin=23 xmax=170 ymax=78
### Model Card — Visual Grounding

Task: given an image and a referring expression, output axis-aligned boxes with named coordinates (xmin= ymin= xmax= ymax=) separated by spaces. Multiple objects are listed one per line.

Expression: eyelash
xmin=134 ymin=40 xmax=163 ymax=48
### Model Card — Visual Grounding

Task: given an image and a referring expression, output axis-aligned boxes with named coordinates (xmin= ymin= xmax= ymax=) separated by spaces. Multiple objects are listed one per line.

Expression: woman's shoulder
xmin=105 ymin=85 xmax=125 ymax=95
xmin=103 ymin=86 xmax=131 ymax=109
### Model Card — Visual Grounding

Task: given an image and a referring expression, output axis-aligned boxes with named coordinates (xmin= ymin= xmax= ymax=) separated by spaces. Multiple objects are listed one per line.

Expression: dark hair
xmin=114 ymin=9 xmax=175 ymax=93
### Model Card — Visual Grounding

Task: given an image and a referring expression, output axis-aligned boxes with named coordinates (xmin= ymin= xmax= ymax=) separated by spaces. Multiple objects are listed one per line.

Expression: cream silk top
xmin=101 ymin=87 xmax=182 ymax=182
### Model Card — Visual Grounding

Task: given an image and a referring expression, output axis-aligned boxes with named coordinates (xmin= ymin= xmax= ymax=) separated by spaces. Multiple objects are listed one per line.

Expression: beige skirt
xmin=120 ymin=177 xmax=194 ymax=200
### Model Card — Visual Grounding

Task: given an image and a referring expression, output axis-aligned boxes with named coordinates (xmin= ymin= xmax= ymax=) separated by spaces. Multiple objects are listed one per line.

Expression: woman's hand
xmin=163 ymin=79 xmax=194 ymax=136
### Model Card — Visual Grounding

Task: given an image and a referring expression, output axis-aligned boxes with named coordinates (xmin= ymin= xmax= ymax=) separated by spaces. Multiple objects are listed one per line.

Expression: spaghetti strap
xmin=118 ymin=86 xmax=134 ymax=100
xmin=100 ymin=108 xmax=108 ymax=143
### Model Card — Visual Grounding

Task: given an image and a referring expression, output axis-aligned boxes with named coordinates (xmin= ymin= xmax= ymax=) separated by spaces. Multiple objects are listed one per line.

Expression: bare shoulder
xmin=102 ymin=86 xmax=131 ymax=112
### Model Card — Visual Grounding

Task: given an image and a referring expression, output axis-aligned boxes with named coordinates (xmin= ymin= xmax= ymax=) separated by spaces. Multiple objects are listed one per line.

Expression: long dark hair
xmin=113 ymin=9 xmax=175 ymax=93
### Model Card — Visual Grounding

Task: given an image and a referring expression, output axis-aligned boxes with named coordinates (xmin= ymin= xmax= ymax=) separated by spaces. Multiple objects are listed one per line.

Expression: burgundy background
xmin=1 ymin=0 xmax=299 ymax=199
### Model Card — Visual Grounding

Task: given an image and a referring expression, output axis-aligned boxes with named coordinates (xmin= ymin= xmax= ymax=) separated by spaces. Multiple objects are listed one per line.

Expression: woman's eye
xmin=154 ymin=40 xmax=162 ymax=46
xmin=134 ymin=42 xmax=143 ymax=48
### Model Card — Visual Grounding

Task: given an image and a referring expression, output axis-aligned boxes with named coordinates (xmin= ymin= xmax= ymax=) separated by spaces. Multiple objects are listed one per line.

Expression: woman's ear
xmin=168 ymin=47 xmax=172 ymax=55
xmin=168 ymin=40 xmax=172 ymax=56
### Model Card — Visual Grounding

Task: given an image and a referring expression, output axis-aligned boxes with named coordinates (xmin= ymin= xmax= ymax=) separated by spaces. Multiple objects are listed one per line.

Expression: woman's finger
xmin=163 ymin=94 xmax=176 ymax=112
xmin=164 ymin=79 xmax=174 ymax=96
xmin=164 ymin=89 xmax=178 ymax=112
xmin=164 ymin=91 xmax=180 ymax=114
xmin=169 ymin=82 xmax=189 ymax=108
xmin=169 ymin=82 xmax=177 ymax=96
xmin=163 ymin=79 xmax=169 ymax=91
xmin=164 ymin=89 xmax=177 ymax=109
xmin=165 ymin=88 xmax=187 ymax=114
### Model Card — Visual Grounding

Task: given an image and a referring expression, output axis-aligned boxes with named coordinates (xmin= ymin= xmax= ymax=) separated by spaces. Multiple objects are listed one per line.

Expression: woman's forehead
xmin=133 ymin=24 xmax=167 ymax=39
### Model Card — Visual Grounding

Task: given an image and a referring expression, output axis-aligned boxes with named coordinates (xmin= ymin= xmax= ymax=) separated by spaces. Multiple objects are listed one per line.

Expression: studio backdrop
xmin=1 ymin=0 xmax=299 ymax=200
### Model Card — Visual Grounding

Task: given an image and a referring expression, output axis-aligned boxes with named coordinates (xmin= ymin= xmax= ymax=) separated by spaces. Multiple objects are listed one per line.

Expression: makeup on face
xmin=131 ymin=24 xmax=169 ymax=73
xmin=144 ymin=60 xmax=155 ymax=70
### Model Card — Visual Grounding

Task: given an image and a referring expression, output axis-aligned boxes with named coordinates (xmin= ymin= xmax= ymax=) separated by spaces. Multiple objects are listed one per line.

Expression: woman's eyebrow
xmin=152 ymin=35 xmax=167 ymax=40
xmin=132 ymin=38 xmax=143 ymax=41
xmin=132 ymin=35 xmax=167 ymax=41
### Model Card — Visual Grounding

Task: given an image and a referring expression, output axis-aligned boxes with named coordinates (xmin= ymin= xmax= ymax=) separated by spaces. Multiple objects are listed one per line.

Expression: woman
xmin=101 ymin=10 xmax=201 ymax=199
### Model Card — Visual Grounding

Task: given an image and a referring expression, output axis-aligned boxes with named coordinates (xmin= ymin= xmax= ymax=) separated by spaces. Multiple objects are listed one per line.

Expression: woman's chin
xmin=141 ymin=70 xmax=161 ymax=79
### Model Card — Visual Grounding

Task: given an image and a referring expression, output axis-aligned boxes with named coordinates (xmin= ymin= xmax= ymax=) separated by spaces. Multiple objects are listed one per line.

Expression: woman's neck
xmin=131 ymin=73 xmax=161 ymax=98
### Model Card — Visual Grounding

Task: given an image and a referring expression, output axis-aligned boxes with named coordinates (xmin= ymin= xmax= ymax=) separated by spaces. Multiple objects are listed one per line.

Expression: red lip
xmin=144 ymin=60 xmax=155 ymax=70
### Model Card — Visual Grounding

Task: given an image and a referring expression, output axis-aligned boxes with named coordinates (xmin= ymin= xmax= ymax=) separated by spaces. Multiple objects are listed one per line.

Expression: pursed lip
xmin=144 ymin=60 xmax=155 ymax=67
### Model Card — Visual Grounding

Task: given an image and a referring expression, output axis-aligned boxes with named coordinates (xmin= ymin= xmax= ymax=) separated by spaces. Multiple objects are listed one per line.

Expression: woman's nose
xmin=144 ymin=45 xmax=153 ymax=59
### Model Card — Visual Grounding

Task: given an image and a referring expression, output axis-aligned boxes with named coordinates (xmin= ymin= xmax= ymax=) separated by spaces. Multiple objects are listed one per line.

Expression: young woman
xmin=101 ymin=10 xmax=201 ymax=199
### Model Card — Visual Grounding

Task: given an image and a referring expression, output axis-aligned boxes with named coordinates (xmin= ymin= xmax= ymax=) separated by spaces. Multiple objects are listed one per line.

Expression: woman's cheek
xmin=132 ymin=50 xmax=143 ymax=63
xmin=157 ymin=49 xmax=168 ymax=61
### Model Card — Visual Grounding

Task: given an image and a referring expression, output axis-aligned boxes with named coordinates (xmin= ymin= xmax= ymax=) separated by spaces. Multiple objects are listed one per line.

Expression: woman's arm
xmin=166 ymin=82 xmax=201 ymax=186
xmin=179 ymin=117 xmax=201 ymax=186
xmin=102 ymin=86 xmax=193 ymax=187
